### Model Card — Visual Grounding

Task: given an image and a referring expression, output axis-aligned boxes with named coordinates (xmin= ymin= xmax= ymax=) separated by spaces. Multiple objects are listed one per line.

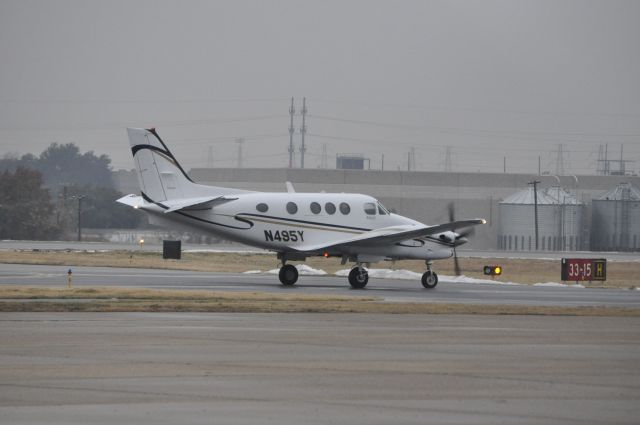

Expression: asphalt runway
xmin=1 ymin=312 xmax=638 ymax=425
xmin=1 ymin=263 xmax=639 ymax=308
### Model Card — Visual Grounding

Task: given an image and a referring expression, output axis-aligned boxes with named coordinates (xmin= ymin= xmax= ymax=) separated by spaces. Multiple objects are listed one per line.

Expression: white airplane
xmin=118 ymin=128 xmax=485 ymax=289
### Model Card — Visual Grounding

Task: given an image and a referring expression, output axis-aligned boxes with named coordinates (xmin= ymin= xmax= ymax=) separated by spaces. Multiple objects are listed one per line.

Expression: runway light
xmin=323 ymin=252 xmax=329 ymax=258
xmin=483 ymin=265 xmax=502 ymax=276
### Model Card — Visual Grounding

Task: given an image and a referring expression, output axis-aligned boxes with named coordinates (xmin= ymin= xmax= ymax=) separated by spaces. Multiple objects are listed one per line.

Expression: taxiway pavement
xmin=1 ymin=312 xmax=639 ymax=425
xmin=1 ymin=263 xmax=639 ymax=308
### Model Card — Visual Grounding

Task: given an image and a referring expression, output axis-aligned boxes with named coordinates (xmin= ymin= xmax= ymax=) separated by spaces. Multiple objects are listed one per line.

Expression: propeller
xmin=447 ymin=202 xmax=462 ymax=276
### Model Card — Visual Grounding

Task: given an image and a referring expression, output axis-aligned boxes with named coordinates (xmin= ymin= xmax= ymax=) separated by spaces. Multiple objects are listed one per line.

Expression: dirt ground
xmin=1 ymin=249 xmax=638 ymax=288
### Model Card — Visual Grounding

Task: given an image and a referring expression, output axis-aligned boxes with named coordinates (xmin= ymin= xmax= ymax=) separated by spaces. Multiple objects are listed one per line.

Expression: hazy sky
xmin=1 ymin=0 xmax=639 ymax=174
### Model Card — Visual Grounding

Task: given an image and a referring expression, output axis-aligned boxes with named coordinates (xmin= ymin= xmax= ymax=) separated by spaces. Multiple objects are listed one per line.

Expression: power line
xmin=308 ymin=113 xmax=640 ymax=139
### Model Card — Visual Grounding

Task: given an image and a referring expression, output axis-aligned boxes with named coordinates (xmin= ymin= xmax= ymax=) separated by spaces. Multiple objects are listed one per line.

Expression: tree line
xmin=0 ymin=143 xmax=141 ymax=240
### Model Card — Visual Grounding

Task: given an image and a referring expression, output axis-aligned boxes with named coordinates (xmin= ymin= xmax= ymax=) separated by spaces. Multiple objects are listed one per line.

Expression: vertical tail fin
xmin=127 ymin=127 xmax=201 ymax=201
xmin=127 ymin=128 xmax=253 ymax=202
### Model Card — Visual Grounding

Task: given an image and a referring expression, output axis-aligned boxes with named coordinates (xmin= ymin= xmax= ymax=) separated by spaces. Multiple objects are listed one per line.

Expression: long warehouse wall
xmin=113 ymin=168 xmax=640 ymax=250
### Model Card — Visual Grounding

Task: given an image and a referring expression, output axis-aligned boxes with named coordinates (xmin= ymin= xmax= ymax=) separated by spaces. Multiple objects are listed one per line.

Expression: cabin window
xmin=363 ymin=202 xmax=377 ymax=215
xmin=310 ymin=202 xmax=321 ymax=214
xmin=325 ymin=202 xmax=336 ymax=215
xmin=256 ymin=203 xmax=268 ymax=213
xmin=339 ymin=202 xmax=351 ymax=215
xmin=286 ymin=202 xmax=298 ymax=214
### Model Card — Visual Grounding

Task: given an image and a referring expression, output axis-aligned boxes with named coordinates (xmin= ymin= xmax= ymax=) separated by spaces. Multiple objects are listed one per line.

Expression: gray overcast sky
xmin=1 ymin=0 xmax=639 ymax=174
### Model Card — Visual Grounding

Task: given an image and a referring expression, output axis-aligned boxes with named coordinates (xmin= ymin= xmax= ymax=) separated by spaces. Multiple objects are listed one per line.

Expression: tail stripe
xmin=146 ymin=128 xmax=195 ymax=183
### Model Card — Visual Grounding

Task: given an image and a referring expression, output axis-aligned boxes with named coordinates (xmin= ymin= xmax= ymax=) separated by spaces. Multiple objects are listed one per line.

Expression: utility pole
xmin=288 ymin=97 xmax=295 ymax=168
xmin=528 ymin=180 xmax=540 ymax=250
xmin=381 ymin=154 xmax=384 ymax=171
xmin=299 ymin=97 xmax=307 ymax=168
xmin=503 ymin=157 xmax=506 ymax=173
xmin=71 ymin=195 xmax=86 ymax=242
xmin=235 ymin=138 xmax=244 ymax=168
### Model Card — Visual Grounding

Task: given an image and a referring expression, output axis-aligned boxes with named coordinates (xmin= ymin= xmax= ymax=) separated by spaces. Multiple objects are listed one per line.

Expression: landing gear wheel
xmin=279 ymin=264 xmax=298 ymax=286
xmin=421 ymin=271 xmax=438 ymax=289
xmin=348 ymin=267 xmax=369 ymax=289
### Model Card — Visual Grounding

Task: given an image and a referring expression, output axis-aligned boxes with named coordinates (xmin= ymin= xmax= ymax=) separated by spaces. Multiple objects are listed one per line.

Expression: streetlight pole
xmin=528 ymin=180 xmax=540 ymax=250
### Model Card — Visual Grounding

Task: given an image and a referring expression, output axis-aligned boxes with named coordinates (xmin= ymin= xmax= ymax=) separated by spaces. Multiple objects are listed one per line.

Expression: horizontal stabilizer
xmin=116 ymin=194 xmax=145 ymax=208
xmin=162 ymin=195 xmax=237 ymax=213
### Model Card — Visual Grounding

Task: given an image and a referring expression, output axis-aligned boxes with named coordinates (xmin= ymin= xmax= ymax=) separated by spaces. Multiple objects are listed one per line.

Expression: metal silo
xmin=499 ymin=186 xmax=583 ymax=251
xmin=591 ymin=182 xmax=640 ymax=251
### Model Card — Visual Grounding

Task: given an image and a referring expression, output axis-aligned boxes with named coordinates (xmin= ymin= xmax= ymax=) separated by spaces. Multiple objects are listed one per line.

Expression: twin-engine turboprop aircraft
xmin=118 ymin=128 xmax=485 ymax=289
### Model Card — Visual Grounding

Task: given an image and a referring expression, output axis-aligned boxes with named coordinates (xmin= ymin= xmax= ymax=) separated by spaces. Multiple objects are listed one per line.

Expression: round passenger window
xmin=325 ymin=202 xmax=336 ymax=215
xmin=310 ymin=202 xmax=321 ymax=214
xmin=339 ymin=202 xmax=351 ymax=215
xmin=256 ymin=203 xmax=268 ymax=213
xmin=286 ymin=202 xmax=298 ymax=214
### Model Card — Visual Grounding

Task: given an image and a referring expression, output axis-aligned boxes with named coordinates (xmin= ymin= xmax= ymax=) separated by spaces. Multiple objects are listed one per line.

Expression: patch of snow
xmin=534 ymin=282 xmax=585 ymax=288
xmin=243 ymin=270 xmax=262 ymax=274
xmin=183 ymin=249 xmax=269 ymax=254
xmin=267 ymin=264 xmax=328 ymax=276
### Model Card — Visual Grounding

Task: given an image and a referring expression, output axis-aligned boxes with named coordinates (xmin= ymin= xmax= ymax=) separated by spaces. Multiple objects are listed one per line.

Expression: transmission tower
xmin=554 ymin=143 xmax=566 ymax=175
xmin=299 ymin=97 xmax=307 ymax=168
xmin=206 ymin=146 xmax=214 ymax=168
xmin=235 ymin=138 xmax=244 ymax=168
xmin=288 ymin=97 xmax=295 ymax=168
xmin=407 ymin=148 xmax=417 ymax=171
xmin=444 ymin=146 xmax=453 ymax=172
xmin=320 ymin=143 xmax=328 ymax=169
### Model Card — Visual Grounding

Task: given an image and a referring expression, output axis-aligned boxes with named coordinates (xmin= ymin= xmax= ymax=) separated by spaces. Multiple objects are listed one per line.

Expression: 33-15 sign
xmin=561 ymin=258 xmax=606 ymax=282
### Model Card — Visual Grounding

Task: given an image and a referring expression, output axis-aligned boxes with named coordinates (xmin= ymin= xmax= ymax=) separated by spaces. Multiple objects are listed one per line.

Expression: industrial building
xmin=498 ymin=187 xmax=583 ymax=251
xmin=113 ymin=168 xmax=640 ymax=251
xmin=591 ymin=182 xmax=640 ymax=251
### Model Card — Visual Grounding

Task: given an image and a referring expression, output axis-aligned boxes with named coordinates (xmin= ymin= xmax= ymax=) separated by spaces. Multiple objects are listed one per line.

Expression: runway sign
xmin=561 ymin=258 xmax=606 ymax=282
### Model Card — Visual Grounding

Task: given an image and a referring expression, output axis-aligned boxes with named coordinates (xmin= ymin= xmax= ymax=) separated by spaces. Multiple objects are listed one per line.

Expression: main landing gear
xmin=348 ymin=266 xmax=369 ymax=289
xmin=278 ymin=264 xmax=298 ymax=286
xmin=421 ymin=260 xmax=438 ymax=289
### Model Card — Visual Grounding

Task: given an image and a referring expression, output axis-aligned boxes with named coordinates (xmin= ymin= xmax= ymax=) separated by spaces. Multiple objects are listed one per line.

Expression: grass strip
xmin=1 ymin=286 xmax=638 ymax=316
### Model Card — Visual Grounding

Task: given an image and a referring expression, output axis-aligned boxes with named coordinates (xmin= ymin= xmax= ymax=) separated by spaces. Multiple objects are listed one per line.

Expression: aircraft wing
xmin=297 ymin=219 xmax=486 ymax=253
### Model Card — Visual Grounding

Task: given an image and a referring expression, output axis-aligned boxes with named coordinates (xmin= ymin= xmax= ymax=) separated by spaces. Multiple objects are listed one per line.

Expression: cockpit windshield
xmin=377 ymin=202 xmax=389 ymax=215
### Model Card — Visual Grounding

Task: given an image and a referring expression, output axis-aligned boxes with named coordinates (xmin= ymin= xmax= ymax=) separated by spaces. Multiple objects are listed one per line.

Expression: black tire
xmin=279 ymin=264 xmax=298 ymax=286
xmin=348 ymin=267 xmax=369 ymax=289
xmin=421 ymin=271 xmax=438 ymax=289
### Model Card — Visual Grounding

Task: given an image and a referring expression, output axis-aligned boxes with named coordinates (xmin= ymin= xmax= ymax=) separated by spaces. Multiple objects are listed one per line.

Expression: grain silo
xmin=591 ymin=182 xmax=640 ymax=251
xmin=499 ymin=186 xmax=583 ymax=251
